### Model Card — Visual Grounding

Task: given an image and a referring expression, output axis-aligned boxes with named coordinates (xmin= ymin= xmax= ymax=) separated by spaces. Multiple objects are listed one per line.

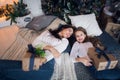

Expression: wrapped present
xmin=22 ymin=52 xmax=41 ymax=71
xmin=88 ymin=47 xmax=118 ymax=71
xmin=22 ymin=44 xmax=45 ymax=71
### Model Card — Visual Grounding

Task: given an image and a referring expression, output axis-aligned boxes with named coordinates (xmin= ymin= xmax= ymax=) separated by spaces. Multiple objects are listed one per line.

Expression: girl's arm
xmin=70 ymin=42 xmax=80 ymax=62
xmin=76 ymin=57 xmax=92 ymax=66
xmin=70 ymin=42 xmax=92 ymax=66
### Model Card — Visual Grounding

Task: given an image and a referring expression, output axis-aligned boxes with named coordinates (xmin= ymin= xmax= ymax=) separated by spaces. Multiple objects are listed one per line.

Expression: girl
xmin=70 ymin=27 xmax=120 ymax=80
xmin=32 ymin=24 xmax=75 ymax=65
xmin=70 ymin=27 xmax=93 ymax=66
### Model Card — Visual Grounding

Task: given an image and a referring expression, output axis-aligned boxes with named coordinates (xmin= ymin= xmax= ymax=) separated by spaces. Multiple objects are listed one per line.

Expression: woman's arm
xmin=43 ymin=45 xmax=60 ymax=58
xmin=54 ymin=38 xmax=69 ymax=53
xmin=32 ymin=30 xmax=61 ymax=46
xmin=32 ymin=30 xmax=69 ymax=63
xmin=43 ymin=38 xmax=69 ymax=57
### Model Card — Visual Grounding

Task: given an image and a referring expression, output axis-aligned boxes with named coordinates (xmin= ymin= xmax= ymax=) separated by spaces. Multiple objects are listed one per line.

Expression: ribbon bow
xmin=95 ymin=47 xmax=111 ymax=69
xmin=28 ymin=44 xmax=36 ymax=55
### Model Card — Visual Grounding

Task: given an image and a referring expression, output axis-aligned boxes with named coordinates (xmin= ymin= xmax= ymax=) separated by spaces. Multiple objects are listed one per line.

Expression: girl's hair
xmin=74 ymin=27 xmax=89 ymax=42
xmin=49 ymin=24 xmax=76 ymax=39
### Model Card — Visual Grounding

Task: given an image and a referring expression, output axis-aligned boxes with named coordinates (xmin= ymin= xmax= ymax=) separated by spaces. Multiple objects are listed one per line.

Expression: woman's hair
xmin=49 ymin=24 xmax=76 ymax=39
xmin=74 ymin=27 xmax=89 ymax=43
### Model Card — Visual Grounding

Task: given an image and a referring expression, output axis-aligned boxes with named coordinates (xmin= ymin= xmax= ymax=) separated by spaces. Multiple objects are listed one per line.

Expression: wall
xmin=23 ymin=0 xmax=44 ymax=17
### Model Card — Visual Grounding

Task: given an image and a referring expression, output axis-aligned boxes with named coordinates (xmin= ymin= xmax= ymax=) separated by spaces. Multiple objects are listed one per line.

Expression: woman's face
xmin=75 ymin=31 xmax=86 ymax=43
xmin=60 ymin=28 xmax=73 ymax=38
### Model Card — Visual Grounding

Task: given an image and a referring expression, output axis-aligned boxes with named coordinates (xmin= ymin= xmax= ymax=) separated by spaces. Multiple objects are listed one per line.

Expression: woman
xmin=70 ymin=27 xmax=93 ymax=66
xmin=32 ymin=24 xmax=75 ymax=65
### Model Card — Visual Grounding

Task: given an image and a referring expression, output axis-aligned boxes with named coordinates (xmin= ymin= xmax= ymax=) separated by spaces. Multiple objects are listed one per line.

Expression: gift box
xmin=22 ymin=52 xmax=41 ymax=71
xmin=22 ymin=44 xmax=46 ymax=71
xmin=88 ymin=47 xmax=118 ymax=71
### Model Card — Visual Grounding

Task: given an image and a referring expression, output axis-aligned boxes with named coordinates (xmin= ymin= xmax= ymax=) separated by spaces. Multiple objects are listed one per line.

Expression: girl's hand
xmin=76 ymin=57 xmax=92 ymax=66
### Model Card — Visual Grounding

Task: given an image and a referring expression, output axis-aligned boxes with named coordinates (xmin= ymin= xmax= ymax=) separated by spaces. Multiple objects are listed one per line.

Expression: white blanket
xmin=51 ymin=53 xmax=77 ymax=80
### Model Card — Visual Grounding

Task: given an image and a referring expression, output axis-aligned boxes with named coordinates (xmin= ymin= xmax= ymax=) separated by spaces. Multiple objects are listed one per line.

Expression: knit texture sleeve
xmin=70 ymin=42 xmax=80 ymax=62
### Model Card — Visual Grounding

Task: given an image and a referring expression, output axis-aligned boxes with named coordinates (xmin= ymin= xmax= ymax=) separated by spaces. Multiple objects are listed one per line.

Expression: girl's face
xmin=60 ymin=28 xmax=73 ymax=38
xmin=75 ymin=31 xmax=86 ymax=43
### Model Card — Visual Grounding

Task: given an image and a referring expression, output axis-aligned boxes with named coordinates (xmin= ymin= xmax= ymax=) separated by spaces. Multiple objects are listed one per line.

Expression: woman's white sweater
xmin=32 ymin=30 xmax=69 ymax=64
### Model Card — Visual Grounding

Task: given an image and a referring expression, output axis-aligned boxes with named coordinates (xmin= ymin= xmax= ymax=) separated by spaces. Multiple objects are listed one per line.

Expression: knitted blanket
xmin=51 ymin=53 xmax=77 ymax=80
xmin=0 ymin=28 xmax=38 ymax=60
xmin=0 ymin=18 xmax=66 ymax=61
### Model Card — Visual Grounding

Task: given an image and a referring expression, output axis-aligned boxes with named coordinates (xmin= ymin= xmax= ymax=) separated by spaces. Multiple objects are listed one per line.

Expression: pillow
xmin=69 ymin=13 xmax=102 ymax=36
xmin=23 ymin=0 xmax=44 ymax=17
xmin=26 ymin=15 xmax=56 ymax=31
xmin=46 ymin=18 xmax=66 ymax=30
xmin=0 ymin=25 xmax=19 ymax=54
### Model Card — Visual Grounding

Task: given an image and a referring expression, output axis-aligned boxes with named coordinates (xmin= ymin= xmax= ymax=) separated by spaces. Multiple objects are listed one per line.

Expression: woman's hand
xmin=76 ymin=57 xmax=92 ymax=66
xmin=43 ymin=45 xmax=53 ymax=51
xmin=43 ymin=45 xmax=60 ymax=58
xmin=39 ymin=57 xmax=47 ymax=66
